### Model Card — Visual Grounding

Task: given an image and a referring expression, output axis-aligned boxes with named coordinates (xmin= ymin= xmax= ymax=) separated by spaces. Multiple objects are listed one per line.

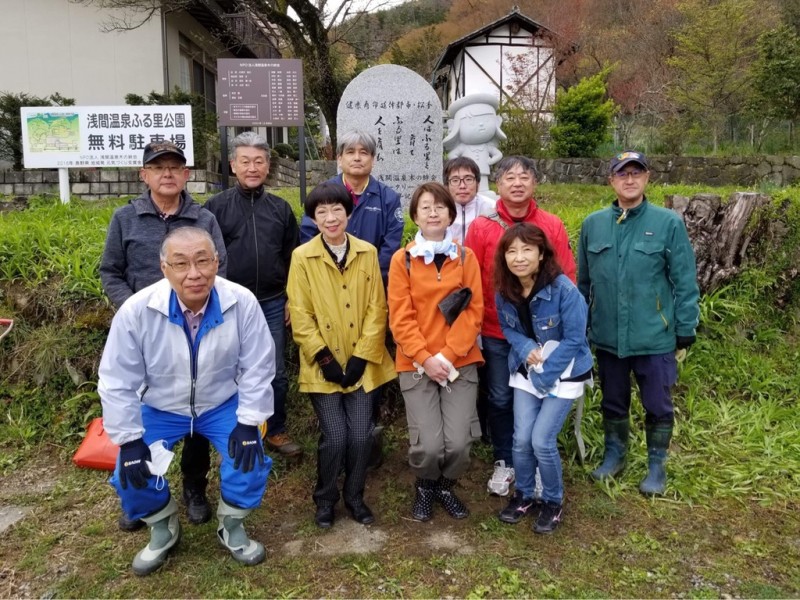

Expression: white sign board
xmin=20 ymin=105 xmax=194 ymax=168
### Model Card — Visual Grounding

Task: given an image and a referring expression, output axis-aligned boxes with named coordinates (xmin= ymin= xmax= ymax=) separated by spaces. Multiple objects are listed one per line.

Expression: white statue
xmin=443 ymin=93 xmax=507 ymax=197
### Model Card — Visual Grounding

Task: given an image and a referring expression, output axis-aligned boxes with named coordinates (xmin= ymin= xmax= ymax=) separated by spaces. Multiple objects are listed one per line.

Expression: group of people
xmin=97 ymin=131 xmax=699 ymax=576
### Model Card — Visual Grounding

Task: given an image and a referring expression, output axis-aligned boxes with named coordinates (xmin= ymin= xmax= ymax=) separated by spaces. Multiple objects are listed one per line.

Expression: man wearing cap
xmin=100 ymin=141 xmax=228 ymax=529
xmin=206 ymin=131 xmax=301 ymax=459
xmin=578 ymin=151 xmax=699 ymax=496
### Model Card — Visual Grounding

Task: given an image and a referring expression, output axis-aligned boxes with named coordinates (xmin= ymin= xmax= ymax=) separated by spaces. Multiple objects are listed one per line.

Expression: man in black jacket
xmin=206 ymin=132 xmax=301 ymax=458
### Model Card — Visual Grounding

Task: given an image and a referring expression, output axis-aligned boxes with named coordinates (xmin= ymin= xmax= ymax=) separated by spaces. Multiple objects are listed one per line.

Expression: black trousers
xmin=180 ymin=433 xmax=211 ymax=488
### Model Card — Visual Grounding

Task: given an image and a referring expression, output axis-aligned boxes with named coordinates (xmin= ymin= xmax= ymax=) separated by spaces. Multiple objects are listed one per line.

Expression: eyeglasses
xmin=612 ymin=169 xmax=646 ymax=179
xmin=145 ymin=164 xmax=185 ymax=175
xmin=164 ymin=256 xmax=217 ymax=273
xmin=416 ymin=204 xmax=448 ymax=214
xmin=447 ymin=175 xmax=476 ymax=187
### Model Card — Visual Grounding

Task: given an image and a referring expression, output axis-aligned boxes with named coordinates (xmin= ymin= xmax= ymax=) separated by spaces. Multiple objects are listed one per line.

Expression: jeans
xmin=260 ymin=297 xmax=288 ymax=435
xmin=512 ymin=388 xmax=574 ymax=504
xmin=482 ymin=336 xmax=515 ymax=465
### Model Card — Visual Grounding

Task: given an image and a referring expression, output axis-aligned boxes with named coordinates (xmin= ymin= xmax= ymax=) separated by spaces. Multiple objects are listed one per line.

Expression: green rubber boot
xmin=217 ymin=498 xmax=265 ymax=566
xmin=590 ymin=417 xmax=630 ymax=481
xmin=131 ymin=498 xmax=181 ymax=576
xmin=639 ymin=422 xmax=673 ymax=496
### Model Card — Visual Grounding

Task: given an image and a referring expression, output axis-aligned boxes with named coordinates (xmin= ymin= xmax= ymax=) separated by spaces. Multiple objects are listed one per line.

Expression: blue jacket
xmin=299 ymin=174 xmax=404 ymax=282
xmin=496 ymin=274 xmax=593 ymax=394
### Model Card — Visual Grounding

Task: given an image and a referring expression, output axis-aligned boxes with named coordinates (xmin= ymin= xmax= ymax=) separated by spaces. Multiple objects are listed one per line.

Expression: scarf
xmin=409 ymin=230 xmax=458 ymax=264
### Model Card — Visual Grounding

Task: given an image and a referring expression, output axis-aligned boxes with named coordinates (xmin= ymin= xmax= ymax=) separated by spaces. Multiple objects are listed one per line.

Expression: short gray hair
xmin=160 ymin=227 xmax=217 ymax=260
xmin=336 ymin=130 xmax=376 ymax=157
xmin=229 ymin=131 xmax=270 ymax=161
xmin=494 ymin=156 xmax=539 ymax=182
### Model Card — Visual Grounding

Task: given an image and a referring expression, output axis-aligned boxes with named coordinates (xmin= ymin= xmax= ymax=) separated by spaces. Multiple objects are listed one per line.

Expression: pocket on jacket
xmin=534 ymin=315 xmax=562 ymax=342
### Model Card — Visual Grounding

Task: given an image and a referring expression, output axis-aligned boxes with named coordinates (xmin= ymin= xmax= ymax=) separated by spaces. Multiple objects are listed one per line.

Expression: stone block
xmin=42 ymin=170 xmax=60 ymax=183
xmin=186 ymin=182 xmax=206 ymax=194
xmin=0 ymin=184 xmax=14 ymax=195
xmin=6 ymin=171 xmax=23 ymax=183
xmin=19 ymin=184 xmax=35 ymax=196
xmin=23 ymin=170 xmax=43 ymax=183
xmin=100 ymin=169 xmax=119 ymax=182
xmin=72 ymin=183 xmax=90 ymax=194
xmin=90 ymin=182 xmax=110 ymax=194
xmin=32 ymin=183 xmax=57 ymax=194
xmin=108 ymin=182 xmax=127 ymax=195
xmin=84 ymin=170 xmax=101 ymax=183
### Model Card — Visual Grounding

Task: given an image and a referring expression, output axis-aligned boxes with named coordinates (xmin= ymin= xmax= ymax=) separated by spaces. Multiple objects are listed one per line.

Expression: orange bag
xmin=72 ymin=417 xmax=119 ymax=471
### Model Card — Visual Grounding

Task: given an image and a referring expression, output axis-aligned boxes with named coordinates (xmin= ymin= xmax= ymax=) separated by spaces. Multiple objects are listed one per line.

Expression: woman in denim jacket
xmin=494 ymin=223 xmax=593 ymax=534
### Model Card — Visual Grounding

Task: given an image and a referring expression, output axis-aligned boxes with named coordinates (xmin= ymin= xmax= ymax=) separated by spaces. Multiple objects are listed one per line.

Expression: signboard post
xmin=20 ymin=105 xmax=193 ymax=203
xmin=216 ymin=59 xmax=305 ymax=197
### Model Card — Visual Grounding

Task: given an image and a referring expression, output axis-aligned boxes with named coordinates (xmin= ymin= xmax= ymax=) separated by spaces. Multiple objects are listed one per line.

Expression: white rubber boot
xmin=131 ymin=498 xmax=181 ymax=576
xmin=217 ymin=498 xmax=265 ymax=566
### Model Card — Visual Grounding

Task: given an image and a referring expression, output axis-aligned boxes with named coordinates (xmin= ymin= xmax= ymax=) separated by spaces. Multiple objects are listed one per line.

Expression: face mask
xmin=146 ymin=439 xmax=175 ymax=490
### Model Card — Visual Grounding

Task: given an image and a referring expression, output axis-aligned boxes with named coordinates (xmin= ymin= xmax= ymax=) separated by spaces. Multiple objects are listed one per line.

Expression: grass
xmin=1 ymin=185 xmax=799 ymax=597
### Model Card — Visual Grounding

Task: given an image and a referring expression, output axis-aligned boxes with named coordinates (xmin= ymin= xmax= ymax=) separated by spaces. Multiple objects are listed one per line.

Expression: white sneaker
xmin=487 ymin=460 xmax=515 ymax=496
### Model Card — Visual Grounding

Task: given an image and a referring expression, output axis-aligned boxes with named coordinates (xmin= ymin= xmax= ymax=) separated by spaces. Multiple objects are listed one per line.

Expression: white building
xmin=432 ymin=7 xmax=560 ymax=121
xmin=0 ymin=0 xmax=288 ymax=148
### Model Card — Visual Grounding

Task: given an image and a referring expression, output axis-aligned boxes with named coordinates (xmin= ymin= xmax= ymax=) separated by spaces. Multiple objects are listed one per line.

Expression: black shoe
xmin=366 ymin=426 xmax=384 ymax=471
xmin=533 ymin=501 xmax=563 ymax=535
xmin=346 ymin=501 xmax=375 ymax=525
xmin=315 ymin=505 xmax=335 ymax=529
xmin=412 ymin=479 xmax=437 ymax=522
xmin=498 ymin=490 xmax=539 ymax=524
xmin=436 ymin=477 xmax=469 ymax=519
xmin=182 ymin=485 xmax=212 ymax=525
xmin=118 ymin=513 xmax=145 ymax=532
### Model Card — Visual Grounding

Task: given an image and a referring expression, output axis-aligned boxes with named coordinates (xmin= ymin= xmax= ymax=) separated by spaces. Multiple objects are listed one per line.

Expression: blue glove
xmin=119 ymin=438 xmax=152 ymax=490
xmin=228 ymin=422 xmax=264 ymax=473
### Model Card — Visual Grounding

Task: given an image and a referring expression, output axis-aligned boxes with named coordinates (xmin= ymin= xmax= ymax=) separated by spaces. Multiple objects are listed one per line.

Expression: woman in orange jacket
xmin=388 ymin=182 xmax=484 ymax=522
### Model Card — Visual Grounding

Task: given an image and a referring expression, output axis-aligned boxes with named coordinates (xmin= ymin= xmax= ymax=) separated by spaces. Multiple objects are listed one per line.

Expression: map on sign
xmin=217 ymin=58 xmax=304 ymax=127
xmin=26 ymin=112 xmax=80 ymax=153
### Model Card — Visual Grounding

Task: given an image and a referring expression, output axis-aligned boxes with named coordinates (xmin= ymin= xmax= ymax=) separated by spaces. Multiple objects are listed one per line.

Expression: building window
xmin=179 ymin=34 xmax=217 ymax=113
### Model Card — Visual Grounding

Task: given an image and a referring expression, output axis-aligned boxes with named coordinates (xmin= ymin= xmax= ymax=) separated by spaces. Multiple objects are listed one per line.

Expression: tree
xmin=549 ymin=70 xmax=617 ymax=157
xmin=666 ymin=0 xmax=776 ymax=153
xmin=751 ymin=24 xmax=800 ymax=144
xmin=0 ymin=92 xmax=75 ymax=170
xmin=74 ymin=0 xmax=391 ymax=145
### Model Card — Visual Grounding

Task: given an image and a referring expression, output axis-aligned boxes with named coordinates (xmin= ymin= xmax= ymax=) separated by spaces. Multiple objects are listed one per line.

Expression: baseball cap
xmin=610 ymin=150 xmax=648 ymax=173
xmin=143 ymin=141 xmax=186 ymax=166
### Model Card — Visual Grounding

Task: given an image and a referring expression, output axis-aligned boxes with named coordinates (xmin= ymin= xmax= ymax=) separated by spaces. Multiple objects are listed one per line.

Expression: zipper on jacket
xmin=616 ymin=209 xmax=628 ymax=224
xmin=250 ymin=191 xmax=260 ymax=295
xmin=656 ymin=294 xmax=669 ymax=329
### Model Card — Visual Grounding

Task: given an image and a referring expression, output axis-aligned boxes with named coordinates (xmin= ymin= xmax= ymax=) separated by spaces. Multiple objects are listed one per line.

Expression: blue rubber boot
xmin=639 ymin=423 xmax=672 ymax=496
xmin=590 ymin=417 xmax=629 ymax=481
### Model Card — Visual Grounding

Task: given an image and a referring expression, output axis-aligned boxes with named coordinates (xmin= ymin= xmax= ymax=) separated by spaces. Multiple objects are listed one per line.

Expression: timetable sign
xmin=217 ymin=58 xmax=304 ymax=127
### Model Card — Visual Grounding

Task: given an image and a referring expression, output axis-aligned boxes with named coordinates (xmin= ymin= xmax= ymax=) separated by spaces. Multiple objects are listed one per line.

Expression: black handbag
xmin=438 ymin=287 xmax=472 ymax=326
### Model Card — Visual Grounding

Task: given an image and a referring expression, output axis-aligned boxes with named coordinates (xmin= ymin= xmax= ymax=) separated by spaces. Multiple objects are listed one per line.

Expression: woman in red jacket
xmin=388 ymin=182 xmax=484 ymax=521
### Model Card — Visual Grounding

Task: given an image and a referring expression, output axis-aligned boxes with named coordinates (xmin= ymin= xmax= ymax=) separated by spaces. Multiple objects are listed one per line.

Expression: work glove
xmin=228 ymin=422 xmax=264 ymax=473
xmin=340 ymin=356 xmax=367 ymax=388
xmin=119 ymin=438 xmax=152 ymax=490
xmin=676 ymin=335 xmax=696 ymax=349
xmin=316 ymin=347 xmax=344 ymax=384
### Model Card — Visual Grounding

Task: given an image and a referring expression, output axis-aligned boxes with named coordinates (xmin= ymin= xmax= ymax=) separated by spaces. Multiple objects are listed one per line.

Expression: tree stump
xmin=665 ymin=192 xmax=775 ymax=295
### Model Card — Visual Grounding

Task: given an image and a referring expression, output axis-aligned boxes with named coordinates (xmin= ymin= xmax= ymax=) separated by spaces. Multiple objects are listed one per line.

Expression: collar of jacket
xmin=612 ymin=197 xmax=649 ymax=220
xmin=235 ymin=182 xmax=265 ymax=200
xmin=497 ymin=197 xmax=539 ymax=224
xmin=132 ymin=190 xmax=199 ymax=218
xmin=145 ymin=277 xmax=236 ymax=321
xmin=305 ymin=233 xmax=370 ymax=267
xmin=335 ymin=173 xmax=379 ymax=198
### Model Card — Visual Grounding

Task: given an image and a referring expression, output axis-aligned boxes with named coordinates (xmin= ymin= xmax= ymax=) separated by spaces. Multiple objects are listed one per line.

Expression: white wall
xmin=0 ymin=0 xmax=164 ymax=104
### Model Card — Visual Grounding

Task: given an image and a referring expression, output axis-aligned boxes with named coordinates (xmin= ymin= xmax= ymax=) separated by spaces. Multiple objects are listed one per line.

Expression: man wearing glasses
xmin=100 ymin=141 xmax=227 ymax=530
xmin=444 ymin=156 xmax=496 ymax=244
xmin=99 ymin=226 xmax=274 ymax=575
xmin=465 ymin=156 xmax=576 ymax=503
xmin=578 ymin=151 xmax=699 ymax=496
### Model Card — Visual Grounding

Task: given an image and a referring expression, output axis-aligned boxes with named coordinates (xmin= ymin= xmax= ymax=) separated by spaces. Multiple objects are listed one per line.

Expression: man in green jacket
xmin=577 ymin=151 xmax=699 ymax=496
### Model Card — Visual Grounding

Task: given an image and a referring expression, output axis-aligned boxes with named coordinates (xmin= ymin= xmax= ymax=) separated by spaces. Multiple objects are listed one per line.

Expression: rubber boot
xmin=436 ymin=476 xmax=469 ymax=519
xmin=217 ymin=498 xmax=265 ymax=566
xmin=639 ymin=422 xmax=672 ymax=496
xmin=411 ymin=478 xmax=437 ymax=521
xmin=131 ymin=498 xmax=181 ymax=576
xmin=590 ymin=417 xmax=630 ymax=481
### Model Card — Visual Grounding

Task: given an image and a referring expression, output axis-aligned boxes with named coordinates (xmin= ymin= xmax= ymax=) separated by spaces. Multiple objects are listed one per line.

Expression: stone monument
xmin=443 ymin=93 xmax=507 ymax=199
xmin=337 ymin=64 xmax=443 ymax=206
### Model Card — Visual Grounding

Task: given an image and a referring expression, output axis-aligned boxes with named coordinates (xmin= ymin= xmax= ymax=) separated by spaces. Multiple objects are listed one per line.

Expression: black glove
xmin=341 ymin=356 xmax=367 ymax=388
xmin=676 ymin=335 xmax=696 ymax=350
xmin=316 ymin=347 xmax=344 ymax=384
xmin=228 ymin=422 xmax=264 ymax=473
xmin=119 ymin=438 xmax=151 ymax=490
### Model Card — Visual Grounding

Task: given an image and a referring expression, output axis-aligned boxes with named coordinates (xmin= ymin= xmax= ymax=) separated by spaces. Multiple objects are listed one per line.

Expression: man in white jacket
xmin=99 ymin=227 xmax=275 ymax=576
xmin=444 ymin=156 xmax=496 ymax=244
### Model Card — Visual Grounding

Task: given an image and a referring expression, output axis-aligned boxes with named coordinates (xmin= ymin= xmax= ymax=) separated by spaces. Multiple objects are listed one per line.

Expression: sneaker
xmin=487 ymin=460 xmax=515 ymax=496
xmin=498 ymin=490 xmax=539 ymax=524
xmin=533 ymin=501 xmax=563 ymax=535
xmin=265 ymin=432 xmax=303 ymax=457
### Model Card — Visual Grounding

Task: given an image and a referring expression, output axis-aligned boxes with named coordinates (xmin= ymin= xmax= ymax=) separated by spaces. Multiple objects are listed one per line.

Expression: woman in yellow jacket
xmin=388 ymin=182 xmax=484 ymax=522
xmin=287 ymin=182 xmax=396 ymax=529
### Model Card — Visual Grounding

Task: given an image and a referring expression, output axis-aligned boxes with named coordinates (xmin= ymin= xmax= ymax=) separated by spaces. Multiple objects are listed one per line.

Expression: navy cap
xmin=610 ymin=150 xmax=648 ymax=173
xmin=143 ymin=141 xmax=186 ymax=166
